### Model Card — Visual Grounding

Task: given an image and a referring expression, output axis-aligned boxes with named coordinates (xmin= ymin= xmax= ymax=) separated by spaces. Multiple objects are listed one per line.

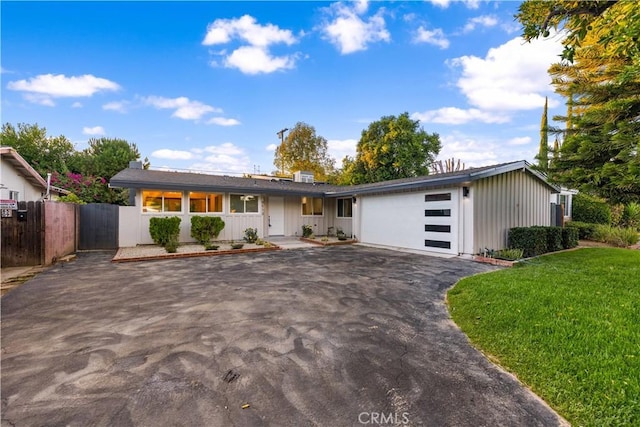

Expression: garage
xmin=358 ymin=188 xmax=460 ymax=256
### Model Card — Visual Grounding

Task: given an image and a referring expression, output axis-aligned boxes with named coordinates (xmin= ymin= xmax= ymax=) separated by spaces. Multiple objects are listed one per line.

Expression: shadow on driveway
xmin=1 ymin=246 xmax=566 ymax=426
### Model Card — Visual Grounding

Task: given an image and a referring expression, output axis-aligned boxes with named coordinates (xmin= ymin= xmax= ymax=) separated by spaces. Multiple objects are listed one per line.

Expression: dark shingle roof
xmin=109 ymin=168 xmax=341 ymax=196
xmin=110 ymin=160 xmax=558 ymax=197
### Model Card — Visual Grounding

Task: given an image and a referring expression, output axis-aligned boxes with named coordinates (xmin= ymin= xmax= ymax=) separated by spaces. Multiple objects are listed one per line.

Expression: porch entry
xmin=268 ymin=196 xmax=285 ymax=236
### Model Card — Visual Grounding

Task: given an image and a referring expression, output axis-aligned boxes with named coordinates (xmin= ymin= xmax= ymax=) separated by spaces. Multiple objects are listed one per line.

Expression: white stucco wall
xmin=0 ymin=160 xmax=44 ymax=201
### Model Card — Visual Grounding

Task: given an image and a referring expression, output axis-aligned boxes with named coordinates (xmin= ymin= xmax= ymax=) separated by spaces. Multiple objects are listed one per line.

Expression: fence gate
xmin=1 ymin=201 xmax=44 ymax=267
xmin=79 ymin=203 xmax=119 ymax=250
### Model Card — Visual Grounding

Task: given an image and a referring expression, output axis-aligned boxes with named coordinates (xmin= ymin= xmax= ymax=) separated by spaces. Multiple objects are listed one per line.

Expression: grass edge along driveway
xmin=447 ymin=248 xmax=640 ymax=427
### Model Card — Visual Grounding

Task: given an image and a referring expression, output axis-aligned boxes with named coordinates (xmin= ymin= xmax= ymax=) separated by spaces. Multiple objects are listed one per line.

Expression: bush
xmin=566 ymin=221 xmax=597 ymax=240
xmin=508 ymin=227 xmax=548 ymax=258
xmin=165 ymin=236 xmax=179 ymax=253
xmin=593 ymin=225 xmax=639 ymax=247
xmin=622 ymin=202 xmax=640 ymax=230
xmin=546 ymin=226 xmax=563 ymax=253
xmin=149 ymin=216 xmax=181 ymax=248
xmin=561 ymin=227 xmax=579 ymax=249
xmin=243 ymin=227 xmax=258 ymax=243
xmin=572 ymin=193 xmax=611 ymax=224
xmin=302 ymin=224 xmax=313 ymax=238
xmin=190 ymin=216 xmax=225 ymax=246
xmin=494 ymin=248 xmax=524 ymax=261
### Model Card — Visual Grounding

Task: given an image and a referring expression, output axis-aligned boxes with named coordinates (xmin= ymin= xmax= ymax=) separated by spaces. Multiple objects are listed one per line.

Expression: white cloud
xmin=412 ymin=107 xmax=509 ymax=125
xmin=189 ymin=143 xmax=251 ymax=174
xmin=507 ymin=136 xmax=532 ymax=146
xmin=328 ymin=138 xmax=358 ymax=161
xmin=203 ymin=15 xmax=296 ymax=47
xmin=414 ymin=27 xmax=449 ymax=49
xmin=266 ymin=144 xmax=278 ymax=152
xmin=321 ymin=2 xmax=390 ymax=54
xmin=463 ymin=15 xmax=498 ymax=33
xmin=143 ymin=96 xmax=220 ymax=120
xmin=71 ymin=102 xmax=83 ymax=108
xmin=82 ymin=126 xmax=105 ymax=136
xmin=151 ymin=149 xmax=195 ymax=160
xmin=222 ymin=46 xmax=296 ymax=74
xmin=449 ymin=34 xmax=563 ymax=111
xmin=427 ymin=0 xmax=479 ymax=9
xmin=203 ymin=15 xmax=299 ymax=75
xmin=7 ymin=74 xmax=120 ymax=105
xmin=438 ymin=132 xmax=537 ymax=167
xmin=207 ymin=117 xmax=241 ymax=126
xmin=427 ymin=0 xmax=451 ymax=8
xmin=103 ymin=100 xmax=130 ymax=113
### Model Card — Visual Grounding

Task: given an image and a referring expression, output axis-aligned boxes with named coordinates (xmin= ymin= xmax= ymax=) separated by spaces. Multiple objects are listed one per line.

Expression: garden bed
xmin=300 ymin=236 xmax=358 ymax=246
xmin=112 ymin=242 xmax=280 ymax=263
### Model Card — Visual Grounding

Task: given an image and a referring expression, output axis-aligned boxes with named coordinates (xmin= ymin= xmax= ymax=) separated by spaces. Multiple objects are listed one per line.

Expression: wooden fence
xmin=1 ymin=201 xmax=79 ymax=267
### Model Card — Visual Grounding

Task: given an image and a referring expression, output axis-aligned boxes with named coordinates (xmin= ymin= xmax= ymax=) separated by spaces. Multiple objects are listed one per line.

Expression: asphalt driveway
xmin=1 ymin=246 xmax=565 ymax=426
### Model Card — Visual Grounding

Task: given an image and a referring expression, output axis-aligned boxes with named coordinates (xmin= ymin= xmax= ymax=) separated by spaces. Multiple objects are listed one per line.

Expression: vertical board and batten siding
xmin=79 ymin=203 xmax=119 ymax=250
xmin=473 ymin=170 xmax=552 ymax=252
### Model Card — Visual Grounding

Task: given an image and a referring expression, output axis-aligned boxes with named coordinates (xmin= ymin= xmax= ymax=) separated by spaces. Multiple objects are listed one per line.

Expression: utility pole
xmin=276 ymin=127 xmax=289 ymax=175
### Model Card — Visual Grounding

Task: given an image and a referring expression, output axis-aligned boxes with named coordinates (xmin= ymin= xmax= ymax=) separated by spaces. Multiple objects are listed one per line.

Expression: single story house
xmin=1 ymin=146 xmax=69 ymax=202
xmin=110 ymin=160 xmax=559 ymax=257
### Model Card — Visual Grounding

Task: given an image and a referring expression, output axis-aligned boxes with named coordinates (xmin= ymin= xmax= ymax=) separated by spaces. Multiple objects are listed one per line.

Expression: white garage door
xmin=360 ymin=189 xmax=459 ymax=255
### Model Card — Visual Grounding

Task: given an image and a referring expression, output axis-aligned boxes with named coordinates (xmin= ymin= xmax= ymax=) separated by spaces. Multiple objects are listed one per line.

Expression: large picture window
xmin=302 ymin=197 xmax=323 ymax=216
xmin=337 ymin=198 xmax=352 ymax=218
xmin=142 ymin=190 xmax=182 ymax=213
xmin=230 ymin=194 xmax=259 ymax=213
xmin=189 ymin=192 xmax=223 ymax=213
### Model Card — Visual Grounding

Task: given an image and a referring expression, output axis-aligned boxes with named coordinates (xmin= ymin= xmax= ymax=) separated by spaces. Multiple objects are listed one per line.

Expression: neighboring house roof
xmin=0 ymin=146 xmax=48 ymax=190
xmin=110 ymin=160 xmax=559 ymax=198
xmin=109 ymin=168 xmax=342 ymax=197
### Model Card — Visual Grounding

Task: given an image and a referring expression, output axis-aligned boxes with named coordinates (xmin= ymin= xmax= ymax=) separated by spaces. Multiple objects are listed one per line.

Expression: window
xmin=425 ymin=193 xmax=451 ymax=202
xmin=302 ymin=196 xmax=323 ymax=216
xmin=425 ymin=224 xmax=451 ymax=233
xmin=230 ymin=194 xmax=259 ymax=213
xmin=189 ymin=192 xmax=223 ymax=213
xmin=9 ymin=191 xmax=19 ymax=201
xmin=425 ymin=209 xmax=451 ymax=217
xmin=142 ymin=190 xmax=182 ymax=213
xmin=425 ymin=239 xmax=451 ymax=249
xmin=337 ymin=198 xmax=352 ymax=218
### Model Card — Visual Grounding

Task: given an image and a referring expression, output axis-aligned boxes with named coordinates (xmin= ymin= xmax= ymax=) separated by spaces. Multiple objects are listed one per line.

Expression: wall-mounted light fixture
xmin=463 ymin=186 xmax=470 ymax=197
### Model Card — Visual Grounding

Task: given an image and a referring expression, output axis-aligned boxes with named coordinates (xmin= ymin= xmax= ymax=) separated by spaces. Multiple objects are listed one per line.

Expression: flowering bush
xmin=50 ymin=171 xmax=127 ymax=204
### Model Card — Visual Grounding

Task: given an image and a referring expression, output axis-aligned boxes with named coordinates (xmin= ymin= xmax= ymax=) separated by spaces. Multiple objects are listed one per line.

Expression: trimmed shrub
xmin=572 ymin=193 xmax=611 ymax=224
xmin=302 ymin=224 xmax=313 ymax=238
xmin=508 ymin=227 xmax=547 ymax=258
xmin=149 ymin=216 xmax=181 ymax=247
xmin=546 ymin=226 xmax=563 ymax=253
xmin=562 ymin=227 xmax=579 ymax=249
xmin=566 ymin=221 xmax=597 ymax=240
xmin=243 ymin=227 xmax=258 ymax=243
xmin=190 ymin=216 xmax=225 ymax=246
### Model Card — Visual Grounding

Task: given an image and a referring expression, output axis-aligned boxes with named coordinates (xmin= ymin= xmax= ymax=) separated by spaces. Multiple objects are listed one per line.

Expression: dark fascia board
xmin=110 ymin=179 xmax=329 ymax=198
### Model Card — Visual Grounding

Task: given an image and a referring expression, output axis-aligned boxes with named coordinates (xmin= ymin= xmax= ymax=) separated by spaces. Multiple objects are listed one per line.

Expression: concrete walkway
xmin=266 ymin=236 xmax=318 ymax=250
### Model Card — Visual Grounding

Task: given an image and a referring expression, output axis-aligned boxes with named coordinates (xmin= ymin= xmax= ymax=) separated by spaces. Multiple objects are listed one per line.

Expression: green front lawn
xmin=448 ymin=248 xmax=640 ymax=427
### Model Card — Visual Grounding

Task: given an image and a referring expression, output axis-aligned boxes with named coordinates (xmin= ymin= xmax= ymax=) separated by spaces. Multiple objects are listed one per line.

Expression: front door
xmin=268 ymin=197 xmax=285 ymax=236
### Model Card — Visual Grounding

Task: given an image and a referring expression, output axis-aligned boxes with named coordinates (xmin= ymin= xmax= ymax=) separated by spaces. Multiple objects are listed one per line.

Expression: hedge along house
xmin=110 ymin=163 xmax=354 ymax=247
xmin=110 ymin=160 xmax=558 ymax=256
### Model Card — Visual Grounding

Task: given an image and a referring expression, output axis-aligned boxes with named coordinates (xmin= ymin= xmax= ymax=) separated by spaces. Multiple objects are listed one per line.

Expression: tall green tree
xmin=1 ymin=122 xmax=74 ymax=177
xmin=273 ymin=122 xmax=335 ymax=181
xmin=82 ymin=137 xmax=145 ymax=180
xmin=518 ymin=1 xmax=640 ymax=203
xmin=537 ymin=97 xmax=549 ymax=172
xmin=341 ymin=113 xmax=441 ymax=184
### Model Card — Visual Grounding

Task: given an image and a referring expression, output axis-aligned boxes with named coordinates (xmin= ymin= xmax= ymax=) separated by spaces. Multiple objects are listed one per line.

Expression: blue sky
xmin=2 ymin=1 xmax=564 ymax=176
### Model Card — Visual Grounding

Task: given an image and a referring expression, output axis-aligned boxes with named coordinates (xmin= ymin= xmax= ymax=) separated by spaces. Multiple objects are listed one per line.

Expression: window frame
xmin=229 ymin=194 xmax=260 ymax=214
xmin=301 ymin=196 xmax=324 ymax=217
xmin=188 ymin=191 xmax=224 ymax=214
xmin=336 ymin=197 xmax=353 ymax=218
xmin=141 ymin=190 xmax=184 ymax=214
